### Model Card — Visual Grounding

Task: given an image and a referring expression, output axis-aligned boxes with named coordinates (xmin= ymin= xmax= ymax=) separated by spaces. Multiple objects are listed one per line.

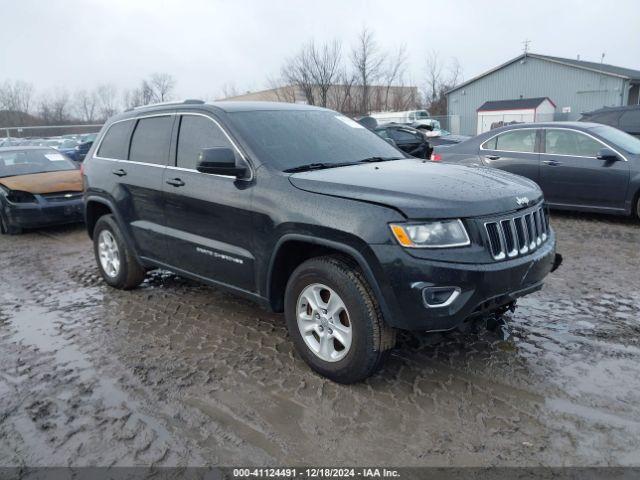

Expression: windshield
xmin=591 ymin=125 xmax=640 ymax=155
xmin=0 ymin=149 xmax=78 ymax=178
xmin=228 ymin=110 xmax=403 ymax=171
xmin=414 ymin=111 xmax=429 ymax=119
xmin=59 ymin=139 xmax=79 ymax=149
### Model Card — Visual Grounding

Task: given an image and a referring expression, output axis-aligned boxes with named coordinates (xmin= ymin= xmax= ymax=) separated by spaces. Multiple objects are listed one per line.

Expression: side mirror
xmin=596 ymin=148 xmax=619 ymax=161
xmin=196 ymin=147 xmax=247 ymax=177
xmin=385 ymin=138 xmax=397 ymax=146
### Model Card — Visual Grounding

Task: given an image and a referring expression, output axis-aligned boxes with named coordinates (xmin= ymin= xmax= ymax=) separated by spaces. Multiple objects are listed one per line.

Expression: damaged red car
xmin=0 ymin=147 xmax=84 ymax=234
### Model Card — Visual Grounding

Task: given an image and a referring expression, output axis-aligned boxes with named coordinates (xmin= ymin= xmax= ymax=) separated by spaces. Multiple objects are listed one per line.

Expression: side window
xmin=482 ymin=136 xmax=497 ymax=150
xmin=545 ymin=130 xmax=601 ymax=157
xmin=176 ymin=115 xmax=234 ymax=170
xmin=129 ymin=116 xmax=173 ymax=165
xmin=388 ymin=129 xmax=419 ymax=142
xmin=97 ymin=120 xmax=133 ymax=159
xmin=620 ymin=110 xmax=640 ymax=130
xmin=591 ymin=111 xmax=622 ymax=127
xmin=494 ymin=130 xmax=536 ymax=153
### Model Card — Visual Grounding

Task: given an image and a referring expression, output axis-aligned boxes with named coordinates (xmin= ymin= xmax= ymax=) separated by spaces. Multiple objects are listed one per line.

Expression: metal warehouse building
xmin=446 ymin=53 xmax=640 ymax=136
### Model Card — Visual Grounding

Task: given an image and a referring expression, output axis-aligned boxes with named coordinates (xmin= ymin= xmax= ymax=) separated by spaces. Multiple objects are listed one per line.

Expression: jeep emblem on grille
xmin=516 ymin=196 xmax=530 ymax=207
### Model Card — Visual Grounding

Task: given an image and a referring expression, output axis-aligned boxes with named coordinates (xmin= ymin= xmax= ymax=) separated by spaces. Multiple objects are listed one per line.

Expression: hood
xmin=0 ymin=170 xmax=82 ymax=194
xmin=288 ymin=159 xmax=542 ymax=218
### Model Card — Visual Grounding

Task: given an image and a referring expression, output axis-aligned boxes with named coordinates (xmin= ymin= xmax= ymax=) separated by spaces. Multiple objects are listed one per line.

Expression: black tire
xmin=0 ymin=211 xmax=21 ymax=235
xmin=635 ymin=194 xmax=640 ymax=221
xmin=284 ymin=255 xmax=396 ymax=384
xmin=93 ymin=214 xmax=145 ymax=290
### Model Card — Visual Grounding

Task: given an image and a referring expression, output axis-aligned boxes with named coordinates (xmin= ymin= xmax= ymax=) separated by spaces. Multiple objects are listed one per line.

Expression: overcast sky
xmin=1 ymin=0 xmax=639 ymax=100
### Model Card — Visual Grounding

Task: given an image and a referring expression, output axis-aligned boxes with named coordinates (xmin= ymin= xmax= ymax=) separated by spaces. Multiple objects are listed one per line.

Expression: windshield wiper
xmin=356 ymin=156 xmax=404 ymax=163
xmin=284 ymin=157 xmax=404 ymax=173
xmin=283 ymin=162 xmax=354 ymax=173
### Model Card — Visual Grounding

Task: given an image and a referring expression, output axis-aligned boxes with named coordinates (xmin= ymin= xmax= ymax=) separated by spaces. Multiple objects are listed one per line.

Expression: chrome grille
xmin=484 ymin=205 xmax=549 ymax=260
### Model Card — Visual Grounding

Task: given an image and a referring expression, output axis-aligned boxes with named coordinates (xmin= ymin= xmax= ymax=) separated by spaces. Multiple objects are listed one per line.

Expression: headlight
xmin=6 ymin=190 xmax=38 ymax=204
xmin=390 ymin=220 xmax=470 ymax=248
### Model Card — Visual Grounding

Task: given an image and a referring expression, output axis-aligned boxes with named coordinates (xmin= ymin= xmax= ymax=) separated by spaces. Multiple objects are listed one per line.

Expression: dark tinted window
xmin=545 ymin=129 xmax=602 ymax=157
xmin=129 ymin=116 xmax=173 ymax=165
xmin=177 ymin=115 xmax=233 ymax=170
xmin=495 ymin=130 xmax=536 ymax=153
xmin=97 ymin=120 xmax=133 ymax=159
xmin=227 ymin=110 xmax=402 ymax=171
xmin=590 ymin=111 xmax=623 ymax=127
xmin=620 ymin=110 xmax=640 ymax=130
xmin=388 ymin=128 xmax=419 ymax=142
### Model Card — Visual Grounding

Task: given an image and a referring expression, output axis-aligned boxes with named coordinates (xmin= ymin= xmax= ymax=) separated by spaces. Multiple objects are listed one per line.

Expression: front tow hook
xmin=551 ymin=253 xmax=563 ymax=273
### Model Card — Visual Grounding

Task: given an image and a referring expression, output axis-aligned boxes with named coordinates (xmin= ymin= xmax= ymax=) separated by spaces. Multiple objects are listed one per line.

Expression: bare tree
xmin=75 ymin=89 xmax=99 ymax=123
xmin=351 ymin=27 xmax=384 ymax=114
xmin=423 ymin=52 xmax=462 ymax=116
xmin=267 ymin=77 xmax=299 ymax=103
xmin=149 ymin=73 xmax=175 ymax=103
xmin=96 ymin=84 xmax=119 ymax=120
xmin=282 ymin=39 xmax=342 ymax=107
xmin=0 ymin=80 xmax=34 ymax=118
xmin=39 ymin=88 xmax=71 ymax=124
xmin=217 ymin=82 xmax=240 ymax=99
xmin=381 ymin=45 xmax=408 ymax=110
xmin=281 ymin=42 xmax=316 ymax=105
xmin=328 ymin=69 xmax=357 ymax=114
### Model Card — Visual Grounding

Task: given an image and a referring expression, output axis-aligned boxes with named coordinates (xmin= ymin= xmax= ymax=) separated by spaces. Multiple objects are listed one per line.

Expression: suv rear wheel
xmin=93 ymin=214 xmax=146 ymax=289
xmin=284 ymin=256 xmax=396 ymax=383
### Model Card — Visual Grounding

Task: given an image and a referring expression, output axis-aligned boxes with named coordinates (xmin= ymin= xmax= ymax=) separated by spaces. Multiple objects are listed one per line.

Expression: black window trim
xmin=93 ymin=113 xmax=172 ymax=166
xmin=168 ymin=111 xmax=253 ymax=181
xmin=479 ymin=127 xmax=540 ymax=154
xmin=127 ymin=114 xmax=176 ymax=167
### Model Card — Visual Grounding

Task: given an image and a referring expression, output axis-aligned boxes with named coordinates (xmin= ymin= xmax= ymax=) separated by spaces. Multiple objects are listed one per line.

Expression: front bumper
xmin=370 ymin=229 xmax=557 ymax=331
xmin=5 ymin=197 xmax=84 ymax=228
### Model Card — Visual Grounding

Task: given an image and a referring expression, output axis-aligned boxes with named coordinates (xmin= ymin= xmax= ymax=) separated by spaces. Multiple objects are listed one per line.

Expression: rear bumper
xmin=5 ymin=198 xmax=84 ymax=228
xmin=370 ymin=230 xmax=557 ymax=331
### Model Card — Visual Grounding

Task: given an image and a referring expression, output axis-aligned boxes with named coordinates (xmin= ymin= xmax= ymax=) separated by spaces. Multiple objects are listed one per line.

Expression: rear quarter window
xmin=97 ymin=120 xmax=134 ymax=159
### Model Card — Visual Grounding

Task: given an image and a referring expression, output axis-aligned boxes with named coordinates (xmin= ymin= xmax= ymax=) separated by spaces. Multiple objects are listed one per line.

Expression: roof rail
xmin=125 ymin=99 xmax=205 ymax=112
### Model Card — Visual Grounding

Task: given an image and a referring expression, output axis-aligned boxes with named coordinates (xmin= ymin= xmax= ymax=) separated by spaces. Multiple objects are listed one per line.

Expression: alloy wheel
xmin=98 ymin=230 xmax=121 ymax=278
xmin=296 ymin=283 xmax=352 ymax=362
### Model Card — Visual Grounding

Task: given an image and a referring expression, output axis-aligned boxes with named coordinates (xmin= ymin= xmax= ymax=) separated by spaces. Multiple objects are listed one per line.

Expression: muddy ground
xmin=0 ymin=212 xmax=639 ymax=467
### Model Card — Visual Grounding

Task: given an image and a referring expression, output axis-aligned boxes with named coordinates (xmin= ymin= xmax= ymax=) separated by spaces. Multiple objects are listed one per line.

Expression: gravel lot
xmin=1 ymin=212 xmax=639 ymax=467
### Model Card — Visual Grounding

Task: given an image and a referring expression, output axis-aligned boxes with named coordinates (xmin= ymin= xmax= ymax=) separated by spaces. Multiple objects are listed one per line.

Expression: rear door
xmin=94 ymin=115 xmax=174 ymax=262
xmin=162 ymin=113 xmax=256 ymax=292
xmin=538 ymin=128 xmax=629 ymax=208
xmin=479 ymin=128 xmax=541 ymax=183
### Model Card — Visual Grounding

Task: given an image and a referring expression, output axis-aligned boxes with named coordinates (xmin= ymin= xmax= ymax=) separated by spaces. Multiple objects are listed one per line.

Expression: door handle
xmin=112 ymin=168 xmax=127 ymax=176
xmin=543 ymin=160 xmax=561 ymax=166
xmin=485 ymin=155 xmax=501 ymax=160
xmin=166 ymin=178 xmax=185 ymax=187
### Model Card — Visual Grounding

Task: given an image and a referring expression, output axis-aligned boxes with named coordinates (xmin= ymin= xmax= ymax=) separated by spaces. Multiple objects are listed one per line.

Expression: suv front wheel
xmin=93 ymin=214 xmax=146 ymax=289
xmin=284 ymin=256 xmax=396 ymax=383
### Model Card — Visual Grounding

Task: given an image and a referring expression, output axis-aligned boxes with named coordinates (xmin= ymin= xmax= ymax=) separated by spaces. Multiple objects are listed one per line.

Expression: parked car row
xmin=0 ymin=133 xmax=97 ymax=161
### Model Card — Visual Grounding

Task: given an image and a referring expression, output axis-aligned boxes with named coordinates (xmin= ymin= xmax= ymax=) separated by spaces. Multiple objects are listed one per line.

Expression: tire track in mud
xmin=0 ymin=216 xmax=639 ymax=466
